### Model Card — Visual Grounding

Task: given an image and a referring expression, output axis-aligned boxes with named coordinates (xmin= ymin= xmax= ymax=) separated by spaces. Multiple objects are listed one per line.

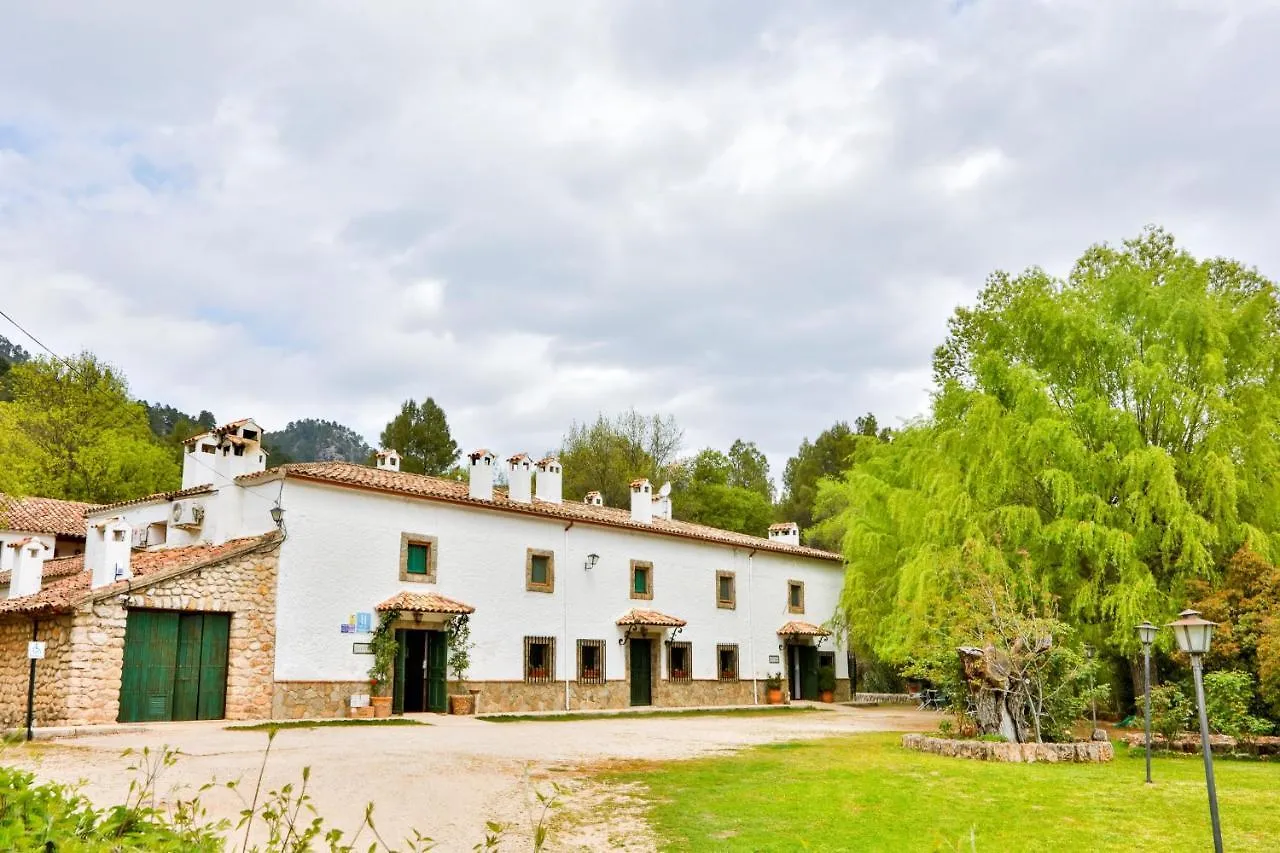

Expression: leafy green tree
xmin=727 ymin=439 xmax=773 ymax=502
xmin=265 ymin=418 xmax=373 ymax=464
xmin=671 ymin=447 xmax=774 ymax=535
xmin=0 ymin=354 xmax=179 ymax=502
xmin=378 ymin=398 xmax=460 ymax=476
xmin=0 ymin=334 xmax=32 ymax=401
xmin=825 ymin=228 xmax=1280 ymax=672
xmin=778 ymin=415 xmax=889 ymax=545
xmin=560 ymin=410 xmax=683 ymax=506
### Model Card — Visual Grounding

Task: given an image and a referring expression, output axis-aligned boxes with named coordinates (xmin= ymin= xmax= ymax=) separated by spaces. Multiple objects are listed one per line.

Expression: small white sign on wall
xmin=27 ymin=641 xmax=46 ymax=660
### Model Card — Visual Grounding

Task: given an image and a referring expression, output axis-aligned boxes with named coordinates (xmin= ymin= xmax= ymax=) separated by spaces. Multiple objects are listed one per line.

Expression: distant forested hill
xmin=264 ymin=419 xmax=374 ymax=464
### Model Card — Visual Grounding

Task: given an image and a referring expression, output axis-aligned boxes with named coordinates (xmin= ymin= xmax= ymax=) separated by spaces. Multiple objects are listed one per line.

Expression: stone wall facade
xmin=0 ymin=615 xmax=73 ymax=730
xmin=273 ymin=681 xmax=373 ymax=718
xmin=901 ymin=733 xmax=1114 ymax=763
xmin=4 ymin=542 xmax=279 ymax=728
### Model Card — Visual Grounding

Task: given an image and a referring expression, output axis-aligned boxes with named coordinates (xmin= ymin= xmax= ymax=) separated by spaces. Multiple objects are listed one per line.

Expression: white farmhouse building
xmin=0 ymin=419 xmax=848 ymax=726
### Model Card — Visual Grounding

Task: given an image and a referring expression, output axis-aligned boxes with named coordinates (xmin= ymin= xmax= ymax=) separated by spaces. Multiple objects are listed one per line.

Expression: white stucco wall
xmin=272 ymin=480 xmax=848 ymax=688
xmin=0 ymin=531 xmax=56 ymax=573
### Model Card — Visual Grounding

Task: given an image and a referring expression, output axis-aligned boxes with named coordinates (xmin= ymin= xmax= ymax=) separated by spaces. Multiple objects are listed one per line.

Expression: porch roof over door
xmin=777 ymin=620 xmax=830 ymax=637
xmin=375 ymin=590 xmax=475 ymax=614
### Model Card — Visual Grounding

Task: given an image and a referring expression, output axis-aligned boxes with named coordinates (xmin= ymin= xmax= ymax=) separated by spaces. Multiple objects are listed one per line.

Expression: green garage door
xmin=119 ymin=611 xmax=230 ymax=723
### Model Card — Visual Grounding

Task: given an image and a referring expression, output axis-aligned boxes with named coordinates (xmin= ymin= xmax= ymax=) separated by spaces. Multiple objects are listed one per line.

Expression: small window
xmin=787 ymin=580 xmax=805 ymax=614
xmin=242 ymin=428 xmax=258 ymax=440
xmin=526 ymin=548 xmax=555 ymax=593
xmin=186 ymin=444 xmax=194 ymax=454
xmin=112 ymin=530 xmax=126 ymax=542
xmin=667 ymin=642 xmax=692 ymax=682
xmin=577 ymin=639 xmax=606 ymax=684
xmin=717 ymin=644 xmax=739 ymax=681
xmin=399 ymin=533 xmax=438 ymax=583
xmin=716 ymin=570 xmax=736 ymax=609
xmin=524 ymin=636 xmax=556 ymax=684
xmin=233 ymin=444 xmax=245 ymax=457
xmin=630 ymin=560 xmax=654 ymax=600
xmin=819 ymin=651 xmax=835 ymax=671
xmin=201 ymin=444 xmax=216 ymax=454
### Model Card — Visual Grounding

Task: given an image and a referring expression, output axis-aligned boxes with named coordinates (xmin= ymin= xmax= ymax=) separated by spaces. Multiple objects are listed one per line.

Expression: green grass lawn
xmin=225 ymin=718 xmax=427 ymax=731
xmin=480 ymin=706 xmax=825 ymax=723
xmin=609 ymin=733 xmax=1280 ymax=852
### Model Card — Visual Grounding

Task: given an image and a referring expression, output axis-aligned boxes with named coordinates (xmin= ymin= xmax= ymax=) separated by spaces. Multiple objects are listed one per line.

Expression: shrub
xmin=1142 ymin=684 xmax=1192 ymax=744
xmin=1203 ymin=670 xmax=1272 ymax=740
xmin=818 ymin=665 xmax=836 ymax=693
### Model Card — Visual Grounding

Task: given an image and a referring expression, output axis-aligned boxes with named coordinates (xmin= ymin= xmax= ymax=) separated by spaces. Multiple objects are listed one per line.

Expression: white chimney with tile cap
xmin=376 ymin=449 xmax=402 ymax=472
xmin=535 ymin=457 xmax=562 ymax=504
xmin=7 ymin=538 xmax=48 ymax=599
xmin=630 ymin=478 xmax=653 ymax=524
xmin=92 ymin=517 xmax=133 ymax=589
xmin=506 ymin=453 xmax=534 ymax=503
xmin=468 ymin=449 xmax=496 ymax=501
xmin=768 ymin=522 xmax=800 ymax=547
xmin=584 ymin=491 xmax=604 ymax=507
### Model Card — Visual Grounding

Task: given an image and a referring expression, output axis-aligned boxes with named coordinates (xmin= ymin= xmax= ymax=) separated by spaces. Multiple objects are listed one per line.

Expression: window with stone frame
xmin=577 ymin=639 xmax=606 ymax=684
xmin=524 ymin=636 xmax=556 ymax=684
xmin=787 ymin=580 xmax=805 ymax=614
xmin=526 ymin=548 xmax=555 ymax=593
xmin=667 ymin=641 xmax=692 ymax=682
xmin=715 ymin=570 xmax=736 ymax=609
xmin=818 ymin=651 xmax=835 ymax=672
xmin=717 ymin=644 xmax=739 ymax=681
xmin=399 ymin=533 xmax=438 ymax=583
xmin=630 ymin=560 xmax=654 ymax=600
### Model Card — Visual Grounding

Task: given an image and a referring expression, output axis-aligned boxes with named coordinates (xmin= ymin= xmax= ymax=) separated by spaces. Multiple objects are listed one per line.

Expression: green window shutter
xmin=633 ymin=568 xmax=647 ymax=594
xmin=530 ymin=555 xmax=548 ymax=585
xmin=407 ymin=543 xmax=429 ymax=575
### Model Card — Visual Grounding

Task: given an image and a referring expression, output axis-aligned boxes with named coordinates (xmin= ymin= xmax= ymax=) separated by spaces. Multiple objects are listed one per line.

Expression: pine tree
xmin=378 ymin=398 xmax=460 ymax=476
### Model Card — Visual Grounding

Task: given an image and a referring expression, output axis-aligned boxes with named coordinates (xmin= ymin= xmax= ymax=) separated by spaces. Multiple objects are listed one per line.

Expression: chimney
xmin=468 ymin=449 xmax=496 ymax=501
xmin=92 ymin=518 xmax=133 ymax=589
xmin=7 ymin=538 xmax=48 ymax=599
xmin=652 ymin=482 xmax=672 ymax=521
xmin=584 ymin=491 xmax=604 ymax=507
xmin=535 ymin=457 xmax=562 ymax=504
xmin=768 ymin=522 xmax=800 ymax=547
xmin=507 ymin=453 xmax=534 ymax=503
xmin=376 ymin=449 xmax=402 ymax=472
xmin=630 ymin=479 xmax=653 ymax=524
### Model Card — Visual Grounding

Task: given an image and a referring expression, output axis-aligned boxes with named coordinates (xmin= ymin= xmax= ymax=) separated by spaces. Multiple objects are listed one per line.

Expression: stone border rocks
xmin=902 ymin=733 xmax=1114 ymax=763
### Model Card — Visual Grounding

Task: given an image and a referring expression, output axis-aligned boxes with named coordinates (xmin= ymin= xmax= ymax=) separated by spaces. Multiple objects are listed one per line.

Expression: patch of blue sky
xmin=0 ymin=123 xmax=38 ymax=154
xmin=130 ymin=156 xmax=196 ymax=193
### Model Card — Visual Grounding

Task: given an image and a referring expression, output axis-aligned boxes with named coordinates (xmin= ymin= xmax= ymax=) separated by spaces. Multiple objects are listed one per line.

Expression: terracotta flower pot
xmin=767 ymin=688 xmax=784 ymax=705
xmin=820 ymin=690 xmax=835 ymax=703
xmin=370 ymin=696 xmax=393 ymax=718
xmin=448 ymin=694 xmax=476 ymax=715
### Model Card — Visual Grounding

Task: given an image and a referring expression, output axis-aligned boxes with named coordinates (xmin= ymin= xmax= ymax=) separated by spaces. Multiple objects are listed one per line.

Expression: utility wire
xmin=0 ymin=307 xmax=76 ymax=370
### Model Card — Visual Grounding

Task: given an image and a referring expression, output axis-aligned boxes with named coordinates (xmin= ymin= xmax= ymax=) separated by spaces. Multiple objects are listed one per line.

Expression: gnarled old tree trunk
xmin=958 ymin=645 xmax=1032 ymax=743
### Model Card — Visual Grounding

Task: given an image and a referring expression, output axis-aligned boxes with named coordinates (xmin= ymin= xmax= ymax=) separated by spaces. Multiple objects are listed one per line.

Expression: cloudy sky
xmin=2 ymin=1 xmax=1277 ymax=476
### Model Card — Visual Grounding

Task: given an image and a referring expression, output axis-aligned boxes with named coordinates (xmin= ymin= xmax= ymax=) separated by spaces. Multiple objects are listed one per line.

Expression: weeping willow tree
xmin=820 ymin=228 xmax=1280 ymax=674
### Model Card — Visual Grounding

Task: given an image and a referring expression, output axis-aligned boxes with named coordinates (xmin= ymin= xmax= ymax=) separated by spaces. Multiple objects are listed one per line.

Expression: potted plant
xmin=818 ymin=664 xmax=836 ymax=703
xmin=368 ymin=610 xmax=399 ymax=718
xmin=765 ymin=671 xmax=784 ymax=705
xmin=446 ymin=614 xmax=477 ymax=715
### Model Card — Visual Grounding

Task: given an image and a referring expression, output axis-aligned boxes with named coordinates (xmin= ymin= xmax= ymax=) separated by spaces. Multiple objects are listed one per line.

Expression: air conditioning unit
xmin=171 ymin=500 xmax=206 ymax=529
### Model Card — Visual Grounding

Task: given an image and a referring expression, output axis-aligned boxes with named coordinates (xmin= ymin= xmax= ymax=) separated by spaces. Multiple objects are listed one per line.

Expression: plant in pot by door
xmin=447 ymin=614 xmax=477 ymax=715
xmin=818 ymin=663 xmax=836 ymax=703
xmin=367 ymin=609 xmax=399 ymax=718
xmin=765 ymin=671 xmax=784 ymax=705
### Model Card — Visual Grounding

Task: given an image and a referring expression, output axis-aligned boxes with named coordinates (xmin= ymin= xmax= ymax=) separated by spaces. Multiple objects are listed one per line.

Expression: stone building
xmin=1 ymin=418 xmax=848 ymax=727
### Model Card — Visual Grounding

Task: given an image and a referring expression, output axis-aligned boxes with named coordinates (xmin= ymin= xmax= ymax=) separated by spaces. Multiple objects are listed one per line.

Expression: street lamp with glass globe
xmin=1167 ymin=609 xmax=1222 ymax=853
xmin=1135 ymin=621 xmax=1158 ymax=784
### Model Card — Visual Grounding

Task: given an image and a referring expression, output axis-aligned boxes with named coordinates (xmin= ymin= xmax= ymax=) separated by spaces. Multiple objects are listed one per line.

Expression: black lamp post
xmin=1168 ymin=609 xmax=1222 ymax=853
xmin=1083 ymin=644 xmax=1097 ymax=734
xmin=1135 ymin=621 xmax=1158 ymax=785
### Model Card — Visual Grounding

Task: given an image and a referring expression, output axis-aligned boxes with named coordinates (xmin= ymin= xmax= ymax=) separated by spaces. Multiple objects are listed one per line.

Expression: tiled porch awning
xmin=777 ymin=620 xmax=831 ymax=637
xmin=616 ymin=608 xmax=687 ymax=628
xmin=376 ymin=591 xmax=475 ymax=615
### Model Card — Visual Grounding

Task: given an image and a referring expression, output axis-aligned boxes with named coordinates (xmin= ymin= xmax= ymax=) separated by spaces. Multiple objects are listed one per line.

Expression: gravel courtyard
xmin=5 ymin=705 xmax=936 ymax=851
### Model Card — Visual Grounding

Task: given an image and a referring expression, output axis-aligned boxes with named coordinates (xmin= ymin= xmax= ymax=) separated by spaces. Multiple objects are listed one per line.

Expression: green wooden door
xmin=427 ymin=630 xmax=448 ymax=713
xmin=800 ymin=645 xmax=819 ymax=701
xmin=172 ymin=613 xmax=205 ymax=721
xmin=197 ymin=614 xmax=230 ymax=720
xmin=392 ymin=629 xmax=407 ymax=715
xmin=629 ymin=639 xmax=652 ymax=706
xmin=119 ymin=610 xmax=180 ymax=723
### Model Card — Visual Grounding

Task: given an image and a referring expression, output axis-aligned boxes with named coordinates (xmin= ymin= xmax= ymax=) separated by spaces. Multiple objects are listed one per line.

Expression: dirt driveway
xmin=6 ymin=705 xmax=936 ymax=851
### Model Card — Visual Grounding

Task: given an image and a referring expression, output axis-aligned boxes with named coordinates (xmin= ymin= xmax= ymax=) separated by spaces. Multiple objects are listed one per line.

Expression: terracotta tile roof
xmin=616 ymin=608 xmax=687 ymax=628
xmin=0 ymin=536 xmax=276 ymax=616
xmin=0 ymin=554 xmax=85 ymax=586
xmin=468 ymin=448 xmax=495 ymax=460
xmin=537 ymin=456 xmax=559 ymax=467
xmin=777 ymin=620 xmax=831 ymax=637
xmin=629 ymin=478 xmax=650 ymax=488
xmin=375 ymin=591 xmax=475 ymax=615
xmin=181 ymin=418 xmax=259 ymax=445
xmin=0 ymin=494 xmax=100 ymax=539
xmin=238 ymin=463 xmax=840 ymax=562
xmin=87 ymin=485 xmax=215 ymax=515
xmin=768 ymin=522 xmax=799 ymax=531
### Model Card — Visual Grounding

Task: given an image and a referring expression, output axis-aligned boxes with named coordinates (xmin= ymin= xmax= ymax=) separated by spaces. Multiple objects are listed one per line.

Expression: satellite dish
xmin=658 ymin=482 xmax=672 ymax=498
